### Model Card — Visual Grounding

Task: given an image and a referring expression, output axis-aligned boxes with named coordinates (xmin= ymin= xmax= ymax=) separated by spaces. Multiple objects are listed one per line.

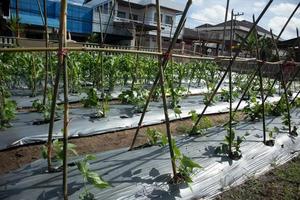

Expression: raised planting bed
xmin=0 ymin=109 xmax=299 ymax=199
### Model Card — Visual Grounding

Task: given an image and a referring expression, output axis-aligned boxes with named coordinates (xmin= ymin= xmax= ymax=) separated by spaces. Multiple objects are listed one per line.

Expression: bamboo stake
xmin=290 ymin=28 xmax=300 ymax=105
xmin=42 ymin=0 xmax=49 ymax=105
xmin=191 ymin=0 xmax=273 ymax=132
xmin=253 ymin=15 xmax=267 ymax=143
xmin=58 ymin=0 xmax=69 ymax=198
xmin=276 ymin=2 xmax=300 ymax=40
xmin=155 ymin=0 xmax=177 ymax=180
xmin=129 ymin=0 xmax=192 ymax=150
xmin=271 ymin=30 xmax=292 ymax=134
xmin=233 ymin=67 xmax=259 ymax=113
xmin=230 ymin=9 xmax=233 ymax=57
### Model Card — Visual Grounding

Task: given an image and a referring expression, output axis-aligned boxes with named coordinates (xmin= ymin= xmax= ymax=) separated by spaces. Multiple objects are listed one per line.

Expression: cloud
xmin=268 ymin=16 xmax=300 ymax=39
xmin=253 ymin=1 xmax=266 ymax=12
xmin=190 ymin=5 xmax=230 ymax=25
xmin=269 ymin=2 xmax=300 ymax=16
xmin=194 ymin=0 xmax=204 ymax=5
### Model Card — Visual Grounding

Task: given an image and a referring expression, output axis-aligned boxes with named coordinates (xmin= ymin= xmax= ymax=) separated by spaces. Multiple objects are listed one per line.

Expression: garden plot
xmin=0 ymin=109 xmax=299 ymax=200
xmin=10 ymin=81 xmax=230 ymax=109
xmin=0 ymin=92 xmax=292 ymax=151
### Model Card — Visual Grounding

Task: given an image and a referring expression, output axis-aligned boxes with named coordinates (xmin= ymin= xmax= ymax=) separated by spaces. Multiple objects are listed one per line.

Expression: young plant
xmin=265 ymin=127 xmax=279 ymax=146
xmin=220 ymin=88 xmax=239 ymax=102
xmin=188 ymin=110 xmax=212 ymax=136
xmin=0 ymin=97 xmax=17 ymax=129
xmin=118 ymin=88 xmax=148 ymax=113
xmin=83 ymin=88 xmax=99 ymax=108
xmin=145 ymin=128 xmax=167 ymax=146
xmin=215 ymin=127 xmax=245 ymax=160
xmin=171 ymin=139 xmax=202 ymax=184
xmin=243 ymin=96 xmax=262 ymax=121
xmin=41 ymin=139 xmax=77 ymax=165
xmin=32 ymin=90 xmax=60 ymax=123
xmin=203 ymin=92 xmax=217 ymax=106
xmin=76 ymin=154 xmax=110 ymax=200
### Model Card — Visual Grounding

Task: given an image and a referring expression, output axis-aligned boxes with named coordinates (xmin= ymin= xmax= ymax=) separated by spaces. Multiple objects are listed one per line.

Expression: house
xmin=196 ymin=19 xmax=274 ymax=55
xmin=84 ymin=0 xmax=184 ymax=48
xmin=6 ymin=0 xmax=92 ymax=41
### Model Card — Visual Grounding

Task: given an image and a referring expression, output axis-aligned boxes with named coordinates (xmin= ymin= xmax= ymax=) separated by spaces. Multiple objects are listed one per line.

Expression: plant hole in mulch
xmin=265 ymin=140 xmax=275 ymax=147
xmin=32 ymin=118 xmax=60 ymax=125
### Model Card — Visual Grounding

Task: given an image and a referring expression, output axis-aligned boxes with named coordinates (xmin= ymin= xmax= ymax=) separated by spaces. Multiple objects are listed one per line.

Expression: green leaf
xmin=86 ymin=172 xmax=110 ymax=189
xmin=160 ymin=134 xmax=168 ymax=147
xmin=181 ymin=155 xmax=202 ymax=170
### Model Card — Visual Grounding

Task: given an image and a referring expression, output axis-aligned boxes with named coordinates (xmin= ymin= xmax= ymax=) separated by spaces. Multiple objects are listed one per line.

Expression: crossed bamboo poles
xmin=129 ymin=0 xmax=276 ymax=173
xmin=3 ymin=0 xmax=300 ymax=197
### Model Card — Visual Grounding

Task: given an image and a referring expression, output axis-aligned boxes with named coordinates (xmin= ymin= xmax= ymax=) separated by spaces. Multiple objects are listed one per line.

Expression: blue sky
xmin=71 ymin=0 xmax=299 ymax=39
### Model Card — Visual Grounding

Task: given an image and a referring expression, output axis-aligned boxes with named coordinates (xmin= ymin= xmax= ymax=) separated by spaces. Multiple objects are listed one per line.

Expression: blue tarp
xmin=10 ymin=0 xmax=92 ymax=34
xmin=18 ymin=13 xmax=59 ymax=28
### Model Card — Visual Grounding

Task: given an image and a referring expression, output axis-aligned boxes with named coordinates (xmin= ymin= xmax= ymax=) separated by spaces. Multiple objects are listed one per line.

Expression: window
xmin=129 ymin=14 xmax=138 ymax=21
xmin=154 ymin=12 xmax=163 ymax=22
xmin=117 ymin=11 xmax=126 ymax=18
xmin=165 ymin=15 xmax=173 ymax=25
xmin=103 ymin=3 xmax=109 ymax=14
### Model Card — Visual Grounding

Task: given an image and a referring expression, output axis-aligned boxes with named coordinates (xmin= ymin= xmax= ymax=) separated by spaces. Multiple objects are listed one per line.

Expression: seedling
xmin=215 ymin=127 xmax=245 ymax=160
xmin=76 ymin=154 xmax=110 ymax=200
xmin=265 ymin=127 xmax=279 ymax=146
xmin=41 ymin=139 xmax=77 ymax=166
xmin=118 ymin=88 xmax=147 ymax=113
xmin=220 ymin=88 xmax=239 ymax=102
xmin=203 ymin=93 xmax=217 ymax=106
xmin=0 ymin=98 xmax=16 ymax=129
xmin=170 ymin=139 xmax=202 ymax=185
xmin=83 ymin=88 xmax=99 ymax=108
xmin=145 ymin=128 xmax=167 ymax=147
xmin=188 ymin=110 xmax=212 ymax=136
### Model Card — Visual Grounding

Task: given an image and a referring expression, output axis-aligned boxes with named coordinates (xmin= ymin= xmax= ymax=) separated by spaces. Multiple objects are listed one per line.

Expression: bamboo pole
xmin=221 ymin=0 xmax=230 ymax=55
xmin=129 ymin=0 xmax=192 ymax=150
xmin=290 ymin=28 xmax=300 ymax=105
xmin=58 ymin=0 xmax=69 ymax=198
xmin=155 ymin=0 xmax=177 ymax=180
xmin=191 ymin=0 xmax=273 ymax=132
xmin=276 ymin=2 xmax=300 ymax=40
xmin=233 ymin=67 xmax=259 ymax=113
xmin=270 ymin=30 xmax=292 ymax=134
xmin=253 ymin=15 xmax=267 ymax=143
xmin=229 ymin=9 xmax=233 ymax=57
xmin=42 ymin=0 xmax=49 ymax=105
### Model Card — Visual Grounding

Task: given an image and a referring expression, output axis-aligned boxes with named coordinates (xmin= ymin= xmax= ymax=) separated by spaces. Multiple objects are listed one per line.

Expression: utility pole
xmin=232 ymin=11 xmax=244 ymax=53
xmin=221 ymin=0 xmax=230 ymax=55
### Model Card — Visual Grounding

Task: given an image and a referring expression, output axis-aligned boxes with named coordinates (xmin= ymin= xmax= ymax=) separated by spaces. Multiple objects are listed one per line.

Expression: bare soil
xmin=0 ymin=112 xmax=242 ymax=176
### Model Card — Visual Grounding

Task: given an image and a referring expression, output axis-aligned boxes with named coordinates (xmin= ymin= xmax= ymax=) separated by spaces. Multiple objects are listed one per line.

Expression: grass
xmin=215 ymin=155 xmax=300 ymax=200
